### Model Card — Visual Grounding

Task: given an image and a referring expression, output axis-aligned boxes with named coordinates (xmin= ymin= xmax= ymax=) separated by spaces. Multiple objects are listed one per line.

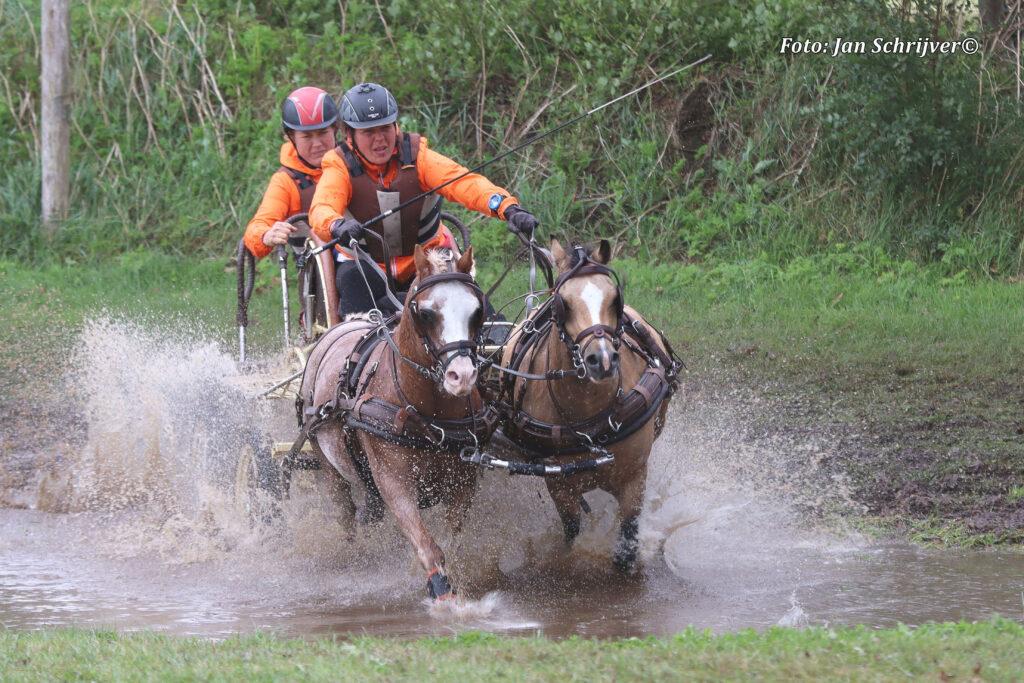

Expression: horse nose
xmin=585 ymin=346 xmax=619 ymax=379
xmin=443 ymin=356 xmax=478 ymax=396
xmin=445 ymin=366 xmax=477 ymax=385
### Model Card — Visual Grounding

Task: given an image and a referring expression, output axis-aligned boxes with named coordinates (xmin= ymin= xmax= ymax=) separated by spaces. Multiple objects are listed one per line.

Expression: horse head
xmin=550 ymin=238 xmax=623 ymax=382
xmin=406 ymin=244 xmax=484 ymax=398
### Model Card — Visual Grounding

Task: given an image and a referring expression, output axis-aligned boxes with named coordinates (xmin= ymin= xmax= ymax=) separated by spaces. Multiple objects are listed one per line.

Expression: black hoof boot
xmin=562 ymin=515 xmax=581 ymax=546
xmin=427 ymin=569 xmax=455 ymax=601
xmin=612 ymin=516 xmax=640 ymax=573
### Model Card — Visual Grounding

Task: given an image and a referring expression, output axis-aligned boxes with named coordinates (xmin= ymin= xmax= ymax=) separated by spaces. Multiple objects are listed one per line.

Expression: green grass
xmin=1 ymin=621 xmax=1022 ymax=681
xmin=0 ymin=253 xmax=279 ymax=396
xmin=7 ymin=249 xmax=1020 ymax=381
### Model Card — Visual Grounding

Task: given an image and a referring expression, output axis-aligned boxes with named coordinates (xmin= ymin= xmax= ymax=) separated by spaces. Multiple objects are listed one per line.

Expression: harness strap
xmin=504 ymin=364 xmax=672 ymax=455
xmin=279 ymin=166 xmax=317 ymax=213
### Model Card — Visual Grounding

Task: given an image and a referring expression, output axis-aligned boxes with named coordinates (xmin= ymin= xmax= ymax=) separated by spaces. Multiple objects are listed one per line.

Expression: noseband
xmin=550 ymin=245 xmax=625 ymax=373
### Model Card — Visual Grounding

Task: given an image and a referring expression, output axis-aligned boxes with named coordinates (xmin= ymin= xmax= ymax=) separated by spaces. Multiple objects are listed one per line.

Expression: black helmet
xmin=340 ymin=82 xmax=398 ymax=129
xmin=281 ymin=86 xmax=339 ymax=132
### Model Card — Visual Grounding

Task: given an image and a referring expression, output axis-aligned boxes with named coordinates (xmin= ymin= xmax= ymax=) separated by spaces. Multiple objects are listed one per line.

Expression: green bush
xmin=1 ymin=0 xmax=1022 ymax=277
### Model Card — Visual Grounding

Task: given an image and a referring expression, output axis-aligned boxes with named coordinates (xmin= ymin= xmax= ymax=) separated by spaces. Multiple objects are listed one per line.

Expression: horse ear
xmin=550 ymin=238 xmax=570 ymax=272
xmin=591 ymin=239 xmax=612 ymax=265
xmin=456 ymin=245 xmax=474 ymax=275
xmin=414 ymin=244 xmax=430 ymax=277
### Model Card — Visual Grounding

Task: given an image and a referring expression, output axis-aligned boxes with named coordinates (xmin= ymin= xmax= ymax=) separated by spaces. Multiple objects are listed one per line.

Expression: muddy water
xmin=1 ymin=318 xmax=1022 ymax=638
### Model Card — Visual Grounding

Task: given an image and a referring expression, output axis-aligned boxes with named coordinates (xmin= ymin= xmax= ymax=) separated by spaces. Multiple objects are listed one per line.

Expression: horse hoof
xmin=612 ymin=550 xmax=639 ymax=574
xmin=612 ymin=538 xmax=639 ymax=573
xmin=613 ymin=516 xmax=640 ymax=572
xmin=426 ymin=569 xmax=456 ymax=600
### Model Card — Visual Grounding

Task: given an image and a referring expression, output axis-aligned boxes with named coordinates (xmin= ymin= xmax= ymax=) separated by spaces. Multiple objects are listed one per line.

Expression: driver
xmin=309 ymin=82 xmax=539 ymax=316
xmin=243 ymin=86 xmax=339 ymax=259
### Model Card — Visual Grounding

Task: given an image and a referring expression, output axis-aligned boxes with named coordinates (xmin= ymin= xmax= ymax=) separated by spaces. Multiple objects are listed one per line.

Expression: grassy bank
xmin=2 ymin=621 xmax=1022 ymax=681
xmin=1 ymin=254 xmax=1022 ymax=543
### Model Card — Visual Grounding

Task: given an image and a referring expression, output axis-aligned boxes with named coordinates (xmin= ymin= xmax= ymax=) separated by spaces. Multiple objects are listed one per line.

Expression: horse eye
xmin=417 ymin=308 xmax=437 ymax=325
xmin=469 ymin=307 xmax=483 ymax=330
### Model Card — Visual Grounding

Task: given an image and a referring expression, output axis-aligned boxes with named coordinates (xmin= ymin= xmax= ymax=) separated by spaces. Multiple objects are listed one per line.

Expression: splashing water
xmin=777 ymin=592 xmax=811 ymax=627
xmin=1 ymin=316 xmax=1021 ymax=637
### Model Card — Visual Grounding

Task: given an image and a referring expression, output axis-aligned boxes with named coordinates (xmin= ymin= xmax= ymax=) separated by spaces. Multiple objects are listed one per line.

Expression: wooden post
xmin=41 ymin=0 xmax=70 ymax=232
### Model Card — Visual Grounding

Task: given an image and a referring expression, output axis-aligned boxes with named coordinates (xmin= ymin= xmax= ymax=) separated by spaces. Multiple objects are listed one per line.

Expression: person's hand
xmin=504 ymin=205 xmax=538 ymax=239
xmin=262 ymin=221 xmax=295 ymax=247
xmin=330 ymin=218 xmax=366 ymax=245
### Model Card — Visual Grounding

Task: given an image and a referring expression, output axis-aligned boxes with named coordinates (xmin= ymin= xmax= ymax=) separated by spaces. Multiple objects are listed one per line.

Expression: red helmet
xmin=281 ymin=86 xmax=339 ymax=132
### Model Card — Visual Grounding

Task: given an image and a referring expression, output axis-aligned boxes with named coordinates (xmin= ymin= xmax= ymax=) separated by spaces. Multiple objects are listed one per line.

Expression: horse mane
xmin=567 ymin=242 xmax=595 ymax=268
xmin=424 ymin=247 xmax=455 ymax=274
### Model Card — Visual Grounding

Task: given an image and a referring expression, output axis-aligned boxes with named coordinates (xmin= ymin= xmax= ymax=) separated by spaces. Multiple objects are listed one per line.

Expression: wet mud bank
xmin=696 ymin=353 xmax=1024 ymax=545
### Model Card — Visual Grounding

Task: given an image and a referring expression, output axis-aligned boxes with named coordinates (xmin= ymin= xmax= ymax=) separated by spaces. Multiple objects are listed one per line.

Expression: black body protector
xmin=335 ymin=132 xmax=442 ymax=264
xmin=278 ymin=166 xmax=317 ymax=212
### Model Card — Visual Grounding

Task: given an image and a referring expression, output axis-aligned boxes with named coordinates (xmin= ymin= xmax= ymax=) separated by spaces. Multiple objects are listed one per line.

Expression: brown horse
xmin=296 ymin=245 xmax=495 ymax=600
xmin=499 ymin=239 xmax=678 ymax=572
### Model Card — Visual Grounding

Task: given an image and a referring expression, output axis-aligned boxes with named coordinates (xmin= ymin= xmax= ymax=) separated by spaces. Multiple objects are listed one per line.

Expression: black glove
xmin=504 ymin=205 xmax=539 ymax=239
xmin=330 ymin=218 xmax=365 ymax=245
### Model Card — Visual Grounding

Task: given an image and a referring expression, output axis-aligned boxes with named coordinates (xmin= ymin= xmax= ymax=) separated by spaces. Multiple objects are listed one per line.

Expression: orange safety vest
xmin=243 ymin=143 xmax=323 ymax=259
xmin=335 ymin=133 xmax=442 ymax=263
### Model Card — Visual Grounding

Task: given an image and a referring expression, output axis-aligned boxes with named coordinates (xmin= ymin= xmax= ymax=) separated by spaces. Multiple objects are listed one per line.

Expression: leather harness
xmin=498 ymin=249 xmax=681 ymax=457
xmin=294 ymin=263 xmax=498 ymax=495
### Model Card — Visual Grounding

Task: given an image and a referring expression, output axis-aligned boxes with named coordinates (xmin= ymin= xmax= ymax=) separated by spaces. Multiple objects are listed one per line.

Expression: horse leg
xmin=444 ymin=472 xmax=477 ymax=535
xmin=546 ymin=479 xmax=584 ymax=546
xmin=323 ymin=463 xmax=357 ymax=527
xmin=610 ymin=465 xmax=648 ymax=574
xmin=366 ymin=444 xmax=456 ymax=600
xmin=308 ymin=423 xmax=358 ymax=522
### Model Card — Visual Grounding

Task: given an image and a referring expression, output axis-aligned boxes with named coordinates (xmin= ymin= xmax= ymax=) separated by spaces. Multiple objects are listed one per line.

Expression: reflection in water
xmin=1 ymin=508 xmax=1021 ymax=638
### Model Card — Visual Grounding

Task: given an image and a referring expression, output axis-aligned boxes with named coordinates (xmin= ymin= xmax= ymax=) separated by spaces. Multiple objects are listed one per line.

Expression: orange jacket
xmin=309 ymin=134 xmax=518 ymax=282
xmin=243 ymin=143 xmax=323 ymax=259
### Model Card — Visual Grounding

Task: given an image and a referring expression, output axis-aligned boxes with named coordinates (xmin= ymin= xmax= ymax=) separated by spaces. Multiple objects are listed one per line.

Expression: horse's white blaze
xmin=580 ymin=282 xmax=607 ymax=325
xmin=579 ymin=279 xmax=617 ymax=377
xmin=425 ymin=282 xmax=479 ymax=345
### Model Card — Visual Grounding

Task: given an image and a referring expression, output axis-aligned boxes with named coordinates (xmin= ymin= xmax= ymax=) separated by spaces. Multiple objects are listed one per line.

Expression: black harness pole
xmin=309 ymin=54 xmax=712 ymax=256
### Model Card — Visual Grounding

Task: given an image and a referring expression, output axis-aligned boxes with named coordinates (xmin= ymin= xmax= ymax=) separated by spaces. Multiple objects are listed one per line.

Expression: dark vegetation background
xmin=2 ymin=0 xmax=1023 ymax=278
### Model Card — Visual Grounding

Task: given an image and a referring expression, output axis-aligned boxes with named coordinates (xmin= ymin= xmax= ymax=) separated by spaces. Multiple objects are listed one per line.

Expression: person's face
xmin=291 ymin=126 xmax=336 ymax=167
xmin=352 ymin=124 xmax=398 ymax=165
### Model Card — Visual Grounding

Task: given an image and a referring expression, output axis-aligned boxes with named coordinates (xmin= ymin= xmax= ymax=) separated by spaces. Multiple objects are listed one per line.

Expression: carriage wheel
xmin=440 ymin=211 xmax=471 ymax=252
xmin=299 ymin=241 xmax=338 ymax=343
xmin=233 ymin=431 xmax=285 ymax=524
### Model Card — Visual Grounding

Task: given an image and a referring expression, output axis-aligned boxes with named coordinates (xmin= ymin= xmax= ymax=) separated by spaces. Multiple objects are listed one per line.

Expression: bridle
xmin=550 ymin=244 xmax=625 ymax=376
xmin=386 ymin=250 xmax=489 ymax=386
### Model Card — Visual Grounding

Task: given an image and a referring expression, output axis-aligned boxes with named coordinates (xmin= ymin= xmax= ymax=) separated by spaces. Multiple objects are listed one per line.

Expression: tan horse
xmin=499 ymin=239 xmax=677 ymax=572
xmin=297 ymin=245 xmax=494 ymax=600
